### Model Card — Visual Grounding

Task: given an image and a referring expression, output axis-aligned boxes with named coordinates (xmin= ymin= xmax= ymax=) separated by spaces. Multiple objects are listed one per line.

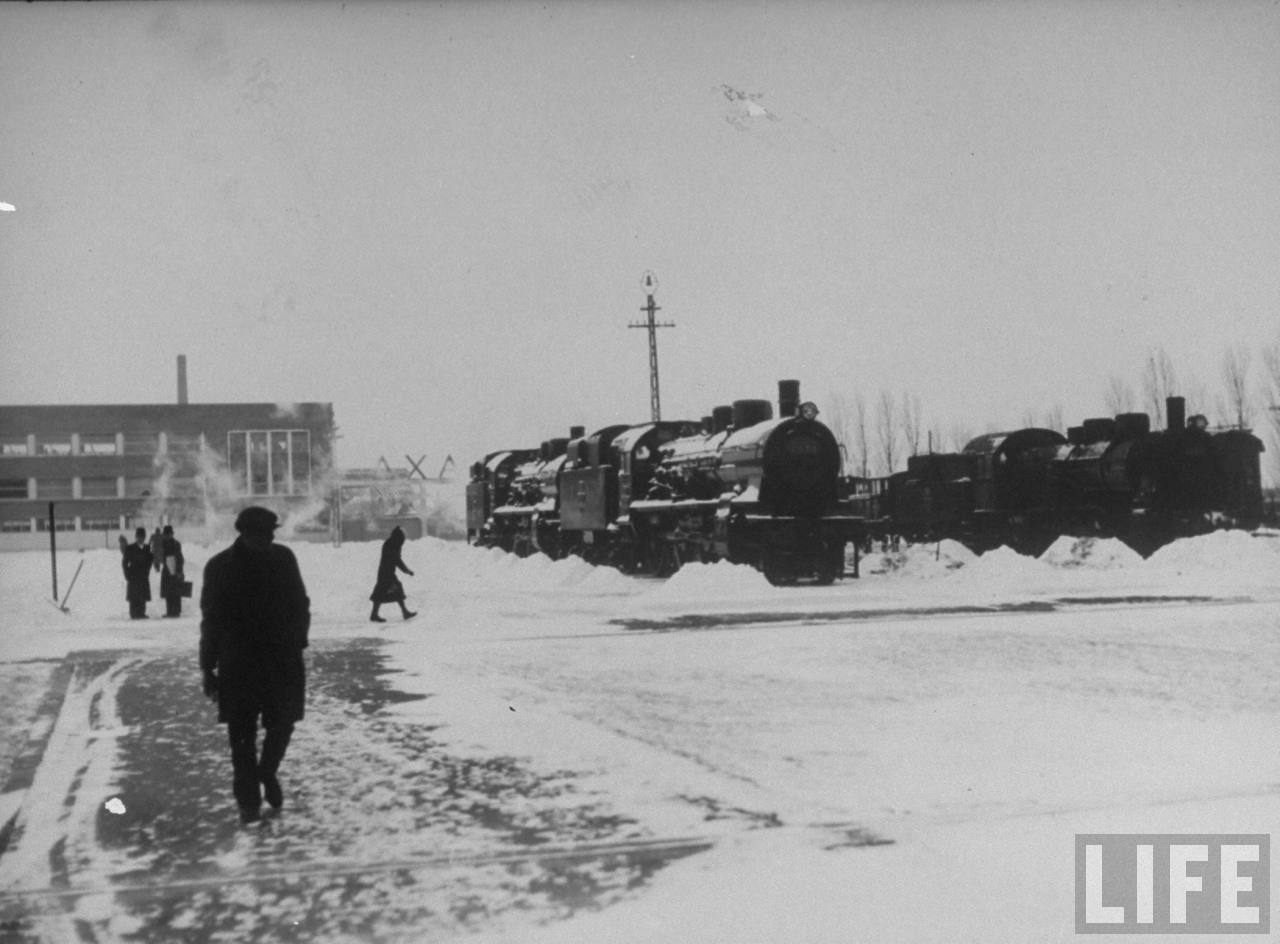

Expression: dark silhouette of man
xmin=122 ymin=527 xmax=153 ymax=619
xmin=199 ymin=506 xmax=310 ymax=823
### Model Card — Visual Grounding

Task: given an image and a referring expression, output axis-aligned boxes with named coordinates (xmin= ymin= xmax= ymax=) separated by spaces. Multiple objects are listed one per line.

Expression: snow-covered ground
xmin=1 ymin=529 xmax=1278 ymax=941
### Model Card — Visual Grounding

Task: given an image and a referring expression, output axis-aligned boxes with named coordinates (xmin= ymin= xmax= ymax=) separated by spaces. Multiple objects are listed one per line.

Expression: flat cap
xmin=234 ymin=506 xmax=279 ymax=535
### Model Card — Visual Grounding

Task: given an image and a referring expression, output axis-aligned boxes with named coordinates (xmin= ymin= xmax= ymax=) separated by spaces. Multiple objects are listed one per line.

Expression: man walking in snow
xmin=199 ymin=506 xmax=310 ymax=824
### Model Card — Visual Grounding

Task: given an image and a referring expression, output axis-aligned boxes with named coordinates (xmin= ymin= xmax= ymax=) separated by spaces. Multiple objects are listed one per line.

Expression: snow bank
xmin=966 ymin=545 xmax=1049 ymax=581
xmin=1146 ymin=529 xmax=1280 ymax=574
xmin=644 ymin=560 xmax=779 ymax=604
xmin=868 ymin=540 xmax=976 ymax=579
xmin=1039 ymin=536 xmax=1143 ymax=569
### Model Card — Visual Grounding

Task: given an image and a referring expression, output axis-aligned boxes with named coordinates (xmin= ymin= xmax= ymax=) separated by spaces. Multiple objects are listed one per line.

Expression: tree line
xmin=824 ymin=335 xmax=1280 ymax=485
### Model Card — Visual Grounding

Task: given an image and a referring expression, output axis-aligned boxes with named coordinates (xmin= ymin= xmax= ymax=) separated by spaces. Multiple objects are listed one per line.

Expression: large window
xmin=80 ymin=434 xmax=118 ymax=456
xmin=228 ymin=429 xmax=312 ymax=496
xmin=125 ymin=476 xmax=155 ymax=498
xmin=249 ymin=432 xmax=269 ymax=494
xmin=1 ymin=438 xmax=29 ymax=457
xmin=290 ymin=431 xmax=311 ymax=493
xmin=122 ymin=433 xmax=160 ymax=456
xmin=168 ymin=433 xmax=202 ymax=454
xmin=81 ymin=477 xmax=120 ymax=498
xmin=0 ymin=479 xmax=28 ymax=500
xmin=36 ymin=517 xmax=75 ymax=532
xmin=37 ymin=479 xmax=73 ymax=499
xmin=1 ymin=520 xmax=32 ymax=533
xmin=81 ymin=517 xmax=120 ymax=531
xmin=37 ymin=438 xmax=71 ymax=457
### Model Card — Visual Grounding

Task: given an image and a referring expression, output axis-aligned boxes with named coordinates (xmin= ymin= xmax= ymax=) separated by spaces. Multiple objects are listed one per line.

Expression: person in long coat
xmin=158 ymin=525 xmax=186 ymax=617
xmin=200 ymin=506 xmax=310 ymax=823
xmin=122 ymin=527 xmax=153 ymax=619
xmin=369 ymin=525 xmax=417 ymax=622
xmin=149 ymin=527 xmax=165 ymax=573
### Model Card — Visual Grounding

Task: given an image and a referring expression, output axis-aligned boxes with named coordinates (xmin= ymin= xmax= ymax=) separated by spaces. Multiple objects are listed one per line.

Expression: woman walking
xmin=369 ymin=525 xmax=417 ymax=622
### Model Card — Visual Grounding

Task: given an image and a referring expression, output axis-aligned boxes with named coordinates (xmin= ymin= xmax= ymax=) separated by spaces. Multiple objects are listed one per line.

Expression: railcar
xmin=885 ymin=395 xmax=1265 ymax=557
xmin=477 ymin=436 xmax=570 ymax=556
xmin=465 ymin=448 xmax=538 ymax=544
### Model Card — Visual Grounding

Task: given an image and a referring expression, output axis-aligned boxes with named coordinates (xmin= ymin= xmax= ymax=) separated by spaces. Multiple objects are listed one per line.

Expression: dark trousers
xmin=128 ymin=600 xmax=147 ymax=619
xmin=164 ymin=595 xmax=181 ymax=617
xmin=227 ymin=713 xmax=294 ymax=811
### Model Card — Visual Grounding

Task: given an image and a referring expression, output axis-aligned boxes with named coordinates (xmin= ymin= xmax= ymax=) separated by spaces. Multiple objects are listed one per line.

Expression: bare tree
xmin=876 ymin=389 xmax=899 ymax=475
xmin=1183 ymin=369 xmax=1209 ymax=422
xmin=1142 ymin=346 xmax=1178 ymax=427
xmin=1104 ymin=375 xmax=1136 ymax=416
xmin=1263 ymin=337 xmax=1280 ymax=484
xmin=1220 ymin=344 xmax=1251 ymax=429
xmin=854 ymin=393 xmax=870 ymax=478
xmin=949 ymin=422 xmax=974 ymax=452
xmin=824 ymin=391 xmax=855 ymax=473
xmin=900 ymin=391 xmax=923 ymax=456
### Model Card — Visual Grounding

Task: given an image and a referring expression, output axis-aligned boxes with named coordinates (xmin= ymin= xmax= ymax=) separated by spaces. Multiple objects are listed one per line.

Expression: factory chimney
xmin=1165 ymin=395 xmax=1185 ymax=431
xmin=177 ymin=355 xmax=188 ymax=405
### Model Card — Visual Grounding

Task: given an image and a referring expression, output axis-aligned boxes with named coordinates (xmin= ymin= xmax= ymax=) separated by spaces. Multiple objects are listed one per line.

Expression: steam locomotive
xmin=861 ymin=395 xmax=1265 ymax=557
xmin=466 ymin=381 xmax=864 ymax=584
xmin=468 ymin=385 xmax=1266 ymax=581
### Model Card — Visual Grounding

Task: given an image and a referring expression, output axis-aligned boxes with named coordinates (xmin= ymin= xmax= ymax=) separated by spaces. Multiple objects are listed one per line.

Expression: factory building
xmin=0 ymin=356 xmax=334 ymax=551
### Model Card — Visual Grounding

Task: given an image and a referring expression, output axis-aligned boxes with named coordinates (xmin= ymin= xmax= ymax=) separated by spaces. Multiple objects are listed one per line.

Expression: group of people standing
xmin=119 ymin=524 xmax=186 ymax=619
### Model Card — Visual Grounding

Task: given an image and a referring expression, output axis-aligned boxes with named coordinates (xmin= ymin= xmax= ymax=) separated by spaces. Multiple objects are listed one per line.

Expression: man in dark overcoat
xmin=199 ymin=506 xmax=310 ymax=823
xmin=122 ymin=527 xmax=153 ymax=619
xmin=158 ymin=525 xmax=186 ymax=617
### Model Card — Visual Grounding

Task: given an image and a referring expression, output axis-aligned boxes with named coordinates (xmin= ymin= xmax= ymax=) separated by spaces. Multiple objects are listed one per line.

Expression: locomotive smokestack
xmin=177 ymin=354 xmax=188 ymax=405
xmin=569 ymin=425 xmax=585 ymax=440
xmin=1166 ymin=396 xmax=1185 ymax=431
xmin=712 ymin=405 xmax=734 ymax=433
xmin=778 ymin=379 xmax=800 ymax=418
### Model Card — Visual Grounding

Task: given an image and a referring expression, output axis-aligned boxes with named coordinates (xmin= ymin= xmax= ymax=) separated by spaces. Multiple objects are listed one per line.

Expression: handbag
xmin=180 ymin=580 xmax=193 ymax=598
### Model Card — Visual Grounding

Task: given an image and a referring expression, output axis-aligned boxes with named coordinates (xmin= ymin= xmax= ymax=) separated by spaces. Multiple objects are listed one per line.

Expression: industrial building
xmin=0 ymin=356 xmax=335 ymax=551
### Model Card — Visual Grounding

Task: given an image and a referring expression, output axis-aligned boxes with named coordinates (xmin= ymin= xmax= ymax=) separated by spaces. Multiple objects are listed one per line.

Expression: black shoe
xmin=239 ymin=805 xmax=262 ymax=824
xmin=370 ymin=615 xmax=387 ymax=623
xmin=403 ymin=611 xmax=417 ymax=620
xmin=261 ymin=774 xmax=283 ymax=810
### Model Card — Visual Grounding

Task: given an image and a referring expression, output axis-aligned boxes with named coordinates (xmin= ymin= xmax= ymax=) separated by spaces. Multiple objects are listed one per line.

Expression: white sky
xmin=1 ymin=0 xmax=1277 ymax=470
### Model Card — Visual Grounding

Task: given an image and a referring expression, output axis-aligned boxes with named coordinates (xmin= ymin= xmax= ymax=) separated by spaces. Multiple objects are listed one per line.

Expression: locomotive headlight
xmin=799 ymin=401 xmax=820 ymax=421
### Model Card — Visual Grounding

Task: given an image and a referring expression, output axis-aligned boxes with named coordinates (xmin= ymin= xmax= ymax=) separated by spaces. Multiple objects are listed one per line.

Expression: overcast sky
xmin=1 ymin=0 xmax=1277 ymax=472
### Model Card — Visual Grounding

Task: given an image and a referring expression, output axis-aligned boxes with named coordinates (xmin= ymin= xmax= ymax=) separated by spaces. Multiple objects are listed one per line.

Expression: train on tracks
xmin=865 ymin=395 xmax=1265 ymax=557
xmin=467 ymin=382 xmax=1265 ymax=583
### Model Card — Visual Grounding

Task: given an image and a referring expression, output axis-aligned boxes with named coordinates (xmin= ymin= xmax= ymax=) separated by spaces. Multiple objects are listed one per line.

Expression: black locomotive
xmin=467 ymin=380 xmax=864 ymax=584
xmin=468 ymin=386 xmax=1266 ymax=581
xmin=868 ymin=395 xmax=1265 ymax=557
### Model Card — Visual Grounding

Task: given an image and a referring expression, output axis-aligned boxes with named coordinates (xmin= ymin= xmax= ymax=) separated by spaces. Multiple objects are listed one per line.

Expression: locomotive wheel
xmin=811 ymin=543 xmax=844 ymax=585
xmin=657 ymin=543 xmax=681 ymax=577
xmin=761 ymin=550 xmax=797 ymax=586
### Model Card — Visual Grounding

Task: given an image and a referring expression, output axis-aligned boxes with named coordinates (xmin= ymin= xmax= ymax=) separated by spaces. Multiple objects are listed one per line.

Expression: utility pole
xmin=628 ymin=271 xmax=675 ymax=421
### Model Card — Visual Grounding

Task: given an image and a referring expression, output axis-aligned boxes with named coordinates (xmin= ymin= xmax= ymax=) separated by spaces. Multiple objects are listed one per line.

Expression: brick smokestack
xmin=177 ymin=354 xmax=188 ymax=405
